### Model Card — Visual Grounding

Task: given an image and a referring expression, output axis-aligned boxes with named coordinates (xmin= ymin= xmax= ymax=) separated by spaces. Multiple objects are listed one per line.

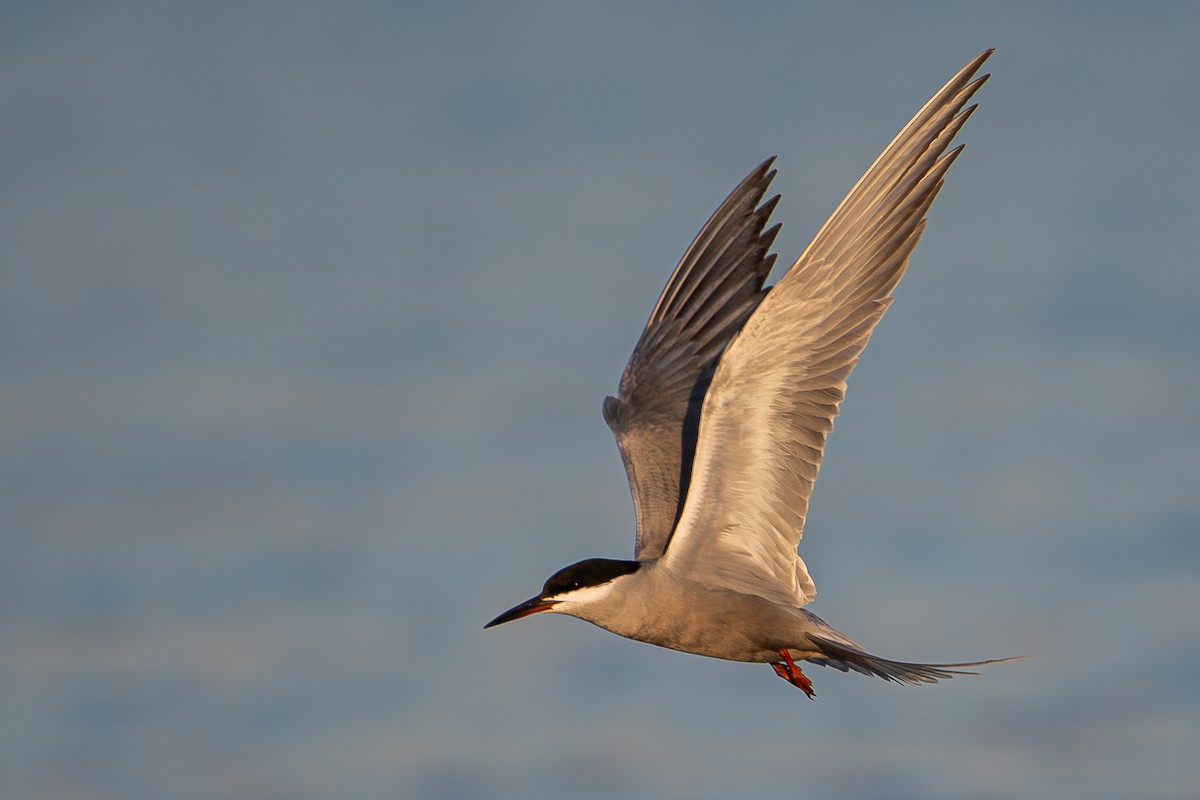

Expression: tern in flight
xmin=487 ymin=50 xmax=1018 ymax=697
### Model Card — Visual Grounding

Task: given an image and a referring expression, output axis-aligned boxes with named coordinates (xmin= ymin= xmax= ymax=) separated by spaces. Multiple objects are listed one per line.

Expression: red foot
xmin=772 ymin=648 xmax=816 ymax=698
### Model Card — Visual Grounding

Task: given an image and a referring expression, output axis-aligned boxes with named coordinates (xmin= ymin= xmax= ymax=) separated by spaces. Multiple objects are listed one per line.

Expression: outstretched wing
xmin=661 ymin=50 xmax=993 ymax=607
xmin=603 ymin=159 xmax=781 ymax=560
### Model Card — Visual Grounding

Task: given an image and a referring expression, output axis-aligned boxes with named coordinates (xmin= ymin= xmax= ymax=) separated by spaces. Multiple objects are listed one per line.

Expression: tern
xmin=486 ymin=50 xmax=1018 ymax=697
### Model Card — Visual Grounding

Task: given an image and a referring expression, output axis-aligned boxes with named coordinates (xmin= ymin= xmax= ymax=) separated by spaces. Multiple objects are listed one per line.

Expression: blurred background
xmin=3 ymin=2 xmax=1198 ymax=799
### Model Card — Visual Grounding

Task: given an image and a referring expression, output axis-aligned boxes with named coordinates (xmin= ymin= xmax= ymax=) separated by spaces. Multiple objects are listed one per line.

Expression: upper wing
xmin=660 ymin=50 xmax=993 ymax=607
xmin=603 ymin=159 xmax=781 ymax=560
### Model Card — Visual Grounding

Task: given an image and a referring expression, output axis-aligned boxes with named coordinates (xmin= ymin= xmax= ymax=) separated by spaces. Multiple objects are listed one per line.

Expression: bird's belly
xmin=592 ymin=585 xmax=801 ymax=663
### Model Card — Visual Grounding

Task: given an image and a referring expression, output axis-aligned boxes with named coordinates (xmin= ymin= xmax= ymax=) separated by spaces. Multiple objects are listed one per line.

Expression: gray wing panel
xmin=603 ymin=159 xmax=781 ymax=560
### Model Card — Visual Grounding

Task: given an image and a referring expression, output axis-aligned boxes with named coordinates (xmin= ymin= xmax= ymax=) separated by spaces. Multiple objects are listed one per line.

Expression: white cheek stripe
xmin=549 ymin=582 xmax=615 ymax=607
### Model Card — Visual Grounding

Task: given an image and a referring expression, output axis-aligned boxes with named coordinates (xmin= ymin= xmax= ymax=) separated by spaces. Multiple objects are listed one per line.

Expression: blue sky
xmin=3 ymin=3 xmax=1199 ymax=799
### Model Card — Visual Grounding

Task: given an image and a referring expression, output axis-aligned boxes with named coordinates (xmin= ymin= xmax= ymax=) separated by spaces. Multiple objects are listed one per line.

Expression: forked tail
xmin=805 ymin=633 xmax=1025 ymax=686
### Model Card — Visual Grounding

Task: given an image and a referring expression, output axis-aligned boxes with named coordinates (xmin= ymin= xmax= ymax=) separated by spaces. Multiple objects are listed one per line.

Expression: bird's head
xmin=484 ymin=558 xmax=641 ymax=628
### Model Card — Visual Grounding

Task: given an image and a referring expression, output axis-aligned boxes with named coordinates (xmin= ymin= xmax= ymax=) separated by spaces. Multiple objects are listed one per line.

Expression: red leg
xmin=772 ymin=648 xmax=816 ymax=698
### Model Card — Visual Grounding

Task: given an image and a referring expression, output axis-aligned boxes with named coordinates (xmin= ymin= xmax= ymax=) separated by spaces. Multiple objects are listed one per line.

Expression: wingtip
xmin=750 ymin=155 xmax=778 ymax=180
xmin=956 ymin=49 xmax=995 ymax=87
xmin=759 ymin=156 xmax=779 ymax=185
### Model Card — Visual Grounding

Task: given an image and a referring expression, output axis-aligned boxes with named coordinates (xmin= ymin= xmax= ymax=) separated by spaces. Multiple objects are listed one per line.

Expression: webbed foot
xmin=771 ymin=648 xmax=816 ymax=698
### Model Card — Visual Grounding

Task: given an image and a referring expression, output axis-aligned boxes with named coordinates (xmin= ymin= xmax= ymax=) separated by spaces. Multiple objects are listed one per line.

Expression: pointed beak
xmin=484 ymin=594 xmax=559 ymax=628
